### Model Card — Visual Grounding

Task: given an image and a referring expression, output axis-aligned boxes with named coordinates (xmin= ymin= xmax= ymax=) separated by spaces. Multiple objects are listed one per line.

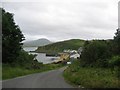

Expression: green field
xmin=2 ymin=63 xmax=65 ymax=80
xmin=36 ymin=39 xmax=85 ymax=53
xmin=63 ymin=60 xmax=119 ymax=88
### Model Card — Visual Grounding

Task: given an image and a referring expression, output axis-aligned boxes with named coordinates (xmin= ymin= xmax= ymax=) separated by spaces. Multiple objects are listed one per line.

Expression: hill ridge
xmin=36 ymin=39 xmax=85 ymax=53
xmin=23 ymin=38 xmax=52 ymax=47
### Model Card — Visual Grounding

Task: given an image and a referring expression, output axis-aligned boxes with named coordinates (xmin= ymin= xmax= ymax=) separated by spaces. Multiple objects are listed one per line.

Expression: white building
xmin=63 ymin=49 xmax=80 ymax=59
xmin=70 ymin=53 xmax=80 ymax=59
xmin=78 ymin=47 xmax=83 ymax=54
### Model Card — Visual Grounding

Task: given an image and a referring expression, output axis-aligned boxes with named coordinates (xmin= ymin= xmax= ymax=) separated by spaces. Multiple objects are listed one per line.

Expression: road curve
xmin=2 ymin=67 xmax=73 ymax=88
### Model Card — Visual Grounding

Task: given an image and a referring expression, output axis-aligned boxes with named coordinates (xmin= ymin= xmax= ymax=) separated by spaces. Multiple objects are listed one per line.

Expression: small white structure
xmin=70 ymin=53 xmax=80 ymax=59
xmin=63 ymin=49 xmax=77 ymax=53
xmin=67 ymin=62 xmax=71 ymax=65
xmin=63 ymin=49 xmax=71 ymax=53
xmin=78 ymin=47 xmax=83 ymax=54
xmin=63 ymin=49 xmax=80 ymax=59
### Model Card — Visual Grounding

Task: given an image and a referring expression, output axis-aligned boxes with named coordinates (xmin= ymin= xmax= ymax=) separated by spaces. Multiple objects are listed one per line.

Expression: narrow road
xmin=2 ymin=67 xmax=73 ymax=88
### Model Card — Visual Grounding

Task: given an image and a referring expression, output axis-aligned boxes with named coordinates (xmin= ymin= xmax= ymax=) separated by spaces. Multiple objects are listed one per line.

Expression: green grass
xmin=2 ymin=63 xmax=64 ymax=80
xmin=0 ymin=63 xmax=2 ymax=80
xmin=63 ymin=61 xmax=120 ymax=88
xmin=36 ymin=39 xmax=84 ymax=53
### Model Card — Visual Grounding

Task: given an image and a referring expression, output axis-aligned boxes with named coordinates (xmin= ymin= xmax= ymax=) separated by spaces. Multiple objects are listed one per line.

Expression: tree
xmin=80 ymin=40 xmax=111 ymax=67
xmin=2 ymin=8 xmax=25 ymax=63
xmin=114 ymin=28 xmax=120 ymax=55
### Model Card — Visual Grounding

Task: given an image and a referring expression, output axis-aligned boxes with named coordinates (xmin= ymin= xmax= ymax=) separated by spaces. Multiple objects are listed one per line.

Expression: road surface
xmin=2 ymin=67 xmax=73 ymax=88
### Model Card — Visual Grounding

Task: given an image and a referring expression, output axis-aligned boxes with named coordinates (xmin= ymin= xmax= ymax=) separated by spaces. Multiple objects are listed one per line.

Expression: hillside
xmin=23 ymin=38 xmax=52 ymax=47
xmin=35 ymin=39 xmax=85 ymax=53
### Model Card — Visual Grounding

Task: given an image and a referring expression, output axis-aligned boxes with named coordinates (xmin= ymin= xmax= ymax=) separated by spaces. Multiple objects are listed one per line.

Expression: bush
xmin=80 ymin=40 xmax=111 ymax=67
xmin=108 ymin=56 xmax=120 ymax=68
xmin=14 ymin=50 xmax=33 ymax=66
xmin=63 ymin=61 xmax=119 ymax=88
xmin=12 ymin=50 xmax=43 ymax=69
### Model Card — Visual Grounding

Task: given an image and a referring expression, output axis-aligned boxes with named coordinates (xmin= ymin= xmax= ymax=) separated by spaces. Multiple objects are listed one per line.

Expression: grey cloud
xmin=2 ymin=0 xmax=119 ymax=41
xmin=119 ymin=1 xmax=120 ymax=28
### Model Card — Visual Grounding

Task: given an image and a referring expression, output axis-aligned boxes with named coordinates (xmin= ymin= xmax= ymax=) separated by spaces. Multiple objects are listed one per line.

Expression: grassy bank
xmin=36 ymin=39 xmax=84 ymax=53
xmin=0 ymin=63 xmax=2 ymax=80
xmin=3 ymin=63 xmax=64 ymax=80
xmin=63 ymin=61 xmax=119 ymax=88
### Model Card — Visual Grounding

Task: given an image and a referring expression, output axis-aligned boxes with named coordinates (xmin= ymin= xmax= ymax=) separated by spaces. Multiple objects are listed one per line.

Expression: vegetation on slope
xmin=36 ymin=39 xmax=85 ymax=53
xmin=0 ymin=63 xmax=1 ymax=80
xmin=2 ymin=8 xmax=65 ymax=80
xmin=63 ymin=29 xmax=120 ymax=88
xmin=64 ymin=60 xmax=119 ymax=88
xmin=3 ymin=63 xmax=65 ymax=80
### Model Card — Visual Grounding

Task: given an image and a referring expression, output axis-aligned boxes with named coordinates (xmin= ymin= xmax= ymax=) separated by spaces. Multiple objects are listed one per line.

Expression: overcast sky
xmin=1 ymin=0 xmax=119 ymax=42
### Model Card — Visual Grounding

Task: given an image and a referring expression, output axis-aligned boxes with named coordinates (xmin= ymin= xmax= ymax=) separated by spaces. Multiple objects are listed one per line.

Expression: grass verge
xmin=63 ymin=60 xmax=120 ymax=88
xmin=0 ymin=63 xmax=2 ymax=80
xmin=3 ymin=63 xmax=64 ymax=80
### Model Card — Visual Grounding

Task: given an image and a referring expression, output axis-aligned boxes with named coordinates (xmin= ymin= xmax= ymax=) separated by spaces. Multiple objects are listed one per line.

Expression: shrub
xmin=108 ymin=56 xmax=120 ymax=68
xmin=80 ymin=40 xmax=111 ymax=67
xmin=64 ymin=60 xmax=119 ymax=88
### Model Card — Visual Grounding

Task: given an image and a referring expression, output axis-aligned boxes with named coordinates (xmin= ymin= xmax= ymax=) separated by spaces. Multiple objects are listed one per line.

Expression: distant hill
xmin=23 ymin=38 xmax=52 ymax=47
xmin=35 ymin=39 xmax=85 ymax=53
